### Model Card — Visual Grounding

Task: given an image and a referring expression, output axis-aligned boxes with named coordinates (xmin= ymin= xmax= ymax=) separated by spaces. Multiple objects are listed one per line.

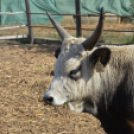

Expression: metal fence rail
xmin=0 ymin=25 xmax=26 ymax=31
xmin=0 ymin=12 xmax=26 ymax=14
xmin=0 ymin=35 xmax=28 ymax=39
xmin=30 ymin=26 xmax=134 ymax=33
xmin=27 ymin=12 xmax=132 ymax=18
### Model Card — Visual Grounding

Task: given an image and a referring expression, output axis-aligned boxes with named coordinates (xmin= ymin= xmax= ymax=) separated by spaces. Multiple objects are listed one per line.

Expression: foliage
xmin=38 ymin=65 xmax=43 ymax=68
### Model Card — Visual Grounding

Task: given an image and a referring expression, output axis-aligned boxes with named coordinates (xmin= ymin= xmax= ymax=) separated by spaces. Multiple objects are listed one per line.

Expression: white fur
xmin=44 ymin=37 xmax=134 ymax=113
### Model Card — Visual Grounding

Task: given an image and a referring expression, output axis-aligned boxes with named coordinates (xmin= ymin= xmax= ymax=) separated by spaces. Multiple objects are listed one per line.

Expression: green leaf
xmin=38 ymin=65 xmax=43 ymax=68
xmin=64 ymin=102 xmax=68 ymax=108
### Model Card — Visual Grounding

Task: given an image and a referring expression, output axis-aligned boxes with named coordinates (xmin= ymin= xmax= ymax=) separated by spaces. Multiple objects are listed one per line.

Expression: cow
xmin=43 ymin=8 xmax=134 ymax=134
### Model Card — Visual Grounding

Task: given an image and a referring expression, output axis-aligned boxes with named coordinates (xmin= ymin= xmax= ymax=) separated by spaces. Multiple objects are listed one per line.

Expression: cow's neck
xmin=98 ymin=45 xmax=134 ymax=113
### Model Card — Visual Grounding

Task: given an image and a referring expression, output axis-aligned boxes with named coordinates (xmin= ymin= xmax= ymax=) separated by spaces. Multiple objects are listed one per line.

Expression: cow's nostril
xmin=47 ymin=96 xmax=53 ymax=103
xmin=43 ymin=95 xmax=53 ymax=104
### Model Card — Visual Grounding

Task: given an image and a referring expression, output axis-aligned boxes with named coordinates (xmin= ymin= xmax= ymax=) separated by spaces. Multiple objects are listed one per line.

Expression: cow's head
xmin=44 ymin=8 xmax=111 ymax=113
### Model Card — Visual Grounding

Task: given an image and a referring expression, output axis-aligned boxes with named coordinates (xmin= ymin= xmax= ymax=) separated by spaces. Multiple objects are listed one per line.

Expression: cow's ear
xmin=55 ymin=48 xmax=61 ymax=58
xmin=89 ymin=48 xmax=111 ymax=72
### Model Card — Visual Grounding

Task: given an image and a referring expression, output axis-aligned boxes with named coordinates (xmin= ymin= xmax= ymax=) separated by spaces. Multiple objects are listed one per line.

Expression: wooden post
xmin=25 ymin=0 xmax=34 ymax=44
xmin=75 ymin=0 xmax=82 ymax=37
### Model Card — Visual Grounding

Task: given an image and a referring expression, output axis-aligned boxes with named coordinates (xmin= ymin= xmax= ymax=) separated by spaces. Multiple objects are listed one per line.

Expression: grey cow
xmin=44 ymin=8 xmax=134 ymax=134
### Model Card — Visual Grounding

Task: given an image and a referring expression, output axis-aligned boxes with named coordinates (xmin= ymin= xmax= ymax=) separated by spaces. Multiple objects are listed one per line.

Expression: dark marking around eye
xmin=69 ymin=65 xmax=81 ymax=81
xmin=70 ymin=70 xmax=78 ymax=76
xmin=55 ymin=48 xmax=61 ymax=58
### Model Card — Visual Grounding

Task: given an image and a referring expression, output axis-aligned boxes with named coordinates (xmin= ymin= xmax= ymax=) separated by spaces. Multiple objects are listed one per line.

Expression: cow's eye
xmin=70 ymin=70 xmax=77 ymax=76
xmin=69 ymin=66 xmax=81 ymax=80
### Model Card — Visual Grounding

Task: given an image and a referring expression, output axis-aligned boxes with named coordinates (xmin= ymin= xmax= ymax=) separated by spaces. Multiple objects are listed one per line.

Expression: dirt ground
xmin=0 ymin=40 xmax=106 ymax=134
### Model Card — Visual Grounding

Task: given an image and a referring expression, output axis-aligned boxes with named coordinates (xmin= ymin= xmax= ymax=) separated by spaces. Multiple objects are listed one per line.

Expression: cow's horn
xmin=82 ymin=7 xmax=104 ymax=51
xmin=46 ymin=12 xmax=72 ymax=41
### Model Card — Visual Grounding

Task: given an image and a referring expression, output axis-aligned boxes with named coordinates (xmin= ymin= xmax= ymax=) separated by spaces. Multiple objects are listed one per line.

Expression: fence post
xmin=75 ymin=0 xmax=82 ymax=37
xmin=25 ymin=0 xmax=34 ymax=44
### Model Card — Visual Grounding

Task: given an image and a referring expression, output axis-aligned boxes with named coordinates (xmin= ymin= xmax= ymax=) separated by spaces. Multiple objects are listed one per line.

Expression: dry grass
xmin=0 ymin=40 xmax=106 ymax=134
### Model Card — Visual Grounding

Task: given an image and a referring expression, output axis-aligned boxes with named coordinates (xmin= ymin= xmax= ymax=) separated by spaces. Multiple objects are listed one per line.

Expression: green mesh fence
xmin=0 ymin=0 xmax=133 ymax=25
